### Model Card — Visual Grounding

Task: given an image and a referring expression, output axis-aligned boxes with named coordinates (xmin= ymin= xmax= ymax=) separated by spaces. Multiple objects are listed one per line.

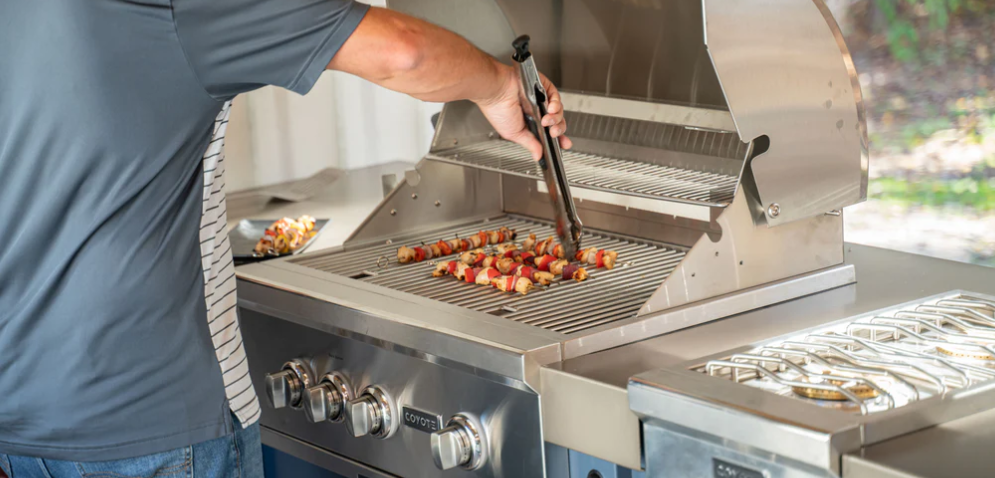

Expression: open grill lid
xmin=387 ymin=0 xmax=868 ymax=225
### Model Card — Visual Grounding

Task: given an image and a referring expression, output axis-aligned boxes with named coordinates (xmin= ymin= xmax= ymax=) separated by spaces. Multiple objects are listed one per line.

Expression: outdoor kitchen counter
xmin=542 ymin=244 xmax=995 ymax=475
xmin=228 ymin=162 xmax=413 ymax=253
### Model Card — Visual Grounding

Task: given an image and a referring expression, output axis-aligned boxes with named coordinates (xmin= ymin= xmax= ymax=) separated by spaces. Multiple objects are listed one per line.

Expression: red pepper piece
xmin=447 ymin=262 xmax=458 ymax=274
xmin=414 ymin=247 xmax=425 ymax=262
xmin=596 ymin=250 xmax=605 ymax=268
xmin=465 ymin=267 xmax=478 ymax=283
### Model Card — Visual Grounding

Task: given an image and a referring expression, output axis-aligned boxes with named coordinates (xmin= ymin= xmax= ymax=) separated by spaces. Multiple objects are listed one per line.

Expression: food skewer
xmin=397 ymin=227 xmax=517 ymax=264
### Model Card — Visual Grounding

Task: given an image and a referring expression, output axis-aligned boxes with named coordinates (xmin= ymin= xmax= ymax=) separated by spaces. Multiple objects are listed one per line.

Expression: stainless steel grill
xmin=292 ymin=215 xmax=685 ymax=334
xmin=696 ymin=293 xmax=995 ymax=415
xmin=428 ymin=140 xmax=739 ymax=207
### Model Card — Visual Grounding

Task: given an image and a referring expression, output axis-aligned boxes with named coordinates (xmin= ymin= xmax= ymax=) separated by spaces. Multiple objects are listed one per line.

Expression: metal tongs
xmin=512 ymin=35 xmax=583 ymax=260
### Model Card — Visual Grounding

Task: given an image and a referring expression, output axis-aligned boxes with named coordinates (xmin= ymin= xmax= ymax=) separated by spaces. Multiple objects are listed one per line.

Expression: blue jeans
xmin=0 ymin=422 xmax=263 ymax=478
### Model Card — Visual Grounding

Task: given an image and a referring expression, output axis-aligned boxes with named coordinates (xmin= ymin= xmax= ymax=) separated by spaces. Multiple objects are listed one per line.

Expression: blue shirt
xmin=0 ymin=0 xmax=367 ymax=460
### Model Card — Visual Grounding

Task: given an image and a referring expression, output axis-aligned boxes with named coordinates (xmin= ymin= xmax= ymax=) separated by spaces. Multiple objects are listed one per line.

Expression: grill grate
xmin=427 ymin=140 xmax=739 ymax=207
xmin=291 ymin=216 xmax=685 ymax=335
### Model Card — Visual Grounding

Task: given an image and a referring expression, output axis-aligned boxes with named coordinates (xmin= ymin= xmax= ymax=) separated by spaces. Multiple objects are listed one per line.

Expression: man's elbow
xmin=381 ymin=22 xmax=425 ymax=79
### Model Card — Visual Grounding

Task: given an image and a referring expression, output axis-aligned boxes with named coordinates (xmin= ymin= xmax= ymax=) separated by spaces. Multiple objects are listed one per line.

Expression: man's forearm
xmin=328 ymin=7 xmax=512 ymax=105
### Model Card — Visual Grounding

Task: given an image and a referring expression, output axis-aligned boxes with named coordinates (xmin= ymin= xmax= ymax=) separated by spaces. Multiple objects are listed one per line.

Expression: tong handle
xmin=512 ymin=35 xmax=582 ymax=258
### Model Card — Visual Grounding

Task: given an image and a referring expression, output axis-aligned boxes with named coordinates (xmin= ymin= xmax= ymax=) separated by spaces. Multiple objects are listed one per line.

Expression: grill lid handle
xmin=512 ymin=34 xmax=582 ymax=259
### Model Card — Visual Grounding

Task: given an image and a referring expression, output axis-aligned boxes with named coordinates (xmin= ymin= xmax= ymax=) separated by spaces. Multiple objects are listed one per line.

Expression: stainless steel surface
xmin=620 ymin=245 xmax=995 ymax=477
xmin=394 ymin=0 xmax=868 ymax=224
xmin=293 ymin=215 xmax=683 ymax=335
xmin=428 ymin=139 xmax=741 ymax=207
xmin=639 ymin=188 xmax=847 ymax=315
xmin=704 ymin=0 xmax=868 ymax=225
xmin=431 ymin=414 xmax=487 ymax=471
xmin=542 ymin=245 xmax=995 ymax=471
xmin=514 ymin=35 xmax=583 ymax=260
xmin=558 ymin=92 xmax=736 ymax=132
xmin=843 ymin=405 xmax=995 ymax=478
xmin=242 ymin=309 xmax=544 ymax=478
xmin=304 ymin=372 xmax=352 ymax=424
xmin=262 ymin=427 xmax=401 ymax=478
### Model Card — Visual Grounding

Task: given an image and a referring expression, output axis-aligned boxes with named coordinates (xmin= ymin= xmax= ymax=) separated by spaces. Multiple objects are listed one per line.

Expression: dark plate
xmin=231 ymin=218 xmax=329 ymax=263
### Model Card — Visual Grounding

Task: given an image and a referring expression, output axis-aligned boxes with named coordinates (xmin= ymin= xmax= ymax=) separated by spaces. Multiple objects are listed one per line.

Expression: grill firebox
xmin=291 ymin=215 xmax=685 ymax=334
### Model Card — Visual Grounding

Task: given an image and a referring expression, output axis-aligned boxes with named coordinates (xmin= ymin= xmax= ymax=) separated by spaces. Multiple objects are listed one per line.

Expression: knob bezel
xmin=345 ymin=385 xmax=398 ymax=439
xmin=450 ymin=414 xmax=487 ymax=470
xmin=305 ymin=372 xmax=353 ymax=423
xmin=282 ymin=359 xmax=315 ymax=410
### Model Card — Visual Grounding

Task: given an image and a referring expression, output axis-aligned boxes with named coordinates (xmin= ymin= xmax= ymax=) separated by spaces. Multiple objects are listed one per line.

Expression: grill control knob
xmin=431 ymin=415 xmax=486 ymax=471
xmin=344 ymin=386 xmax=396 ymax=439
xmin=304 ymin=372 xmax=353 ymax=423
xmin=264 ymin=359 xmax=314 ymax=410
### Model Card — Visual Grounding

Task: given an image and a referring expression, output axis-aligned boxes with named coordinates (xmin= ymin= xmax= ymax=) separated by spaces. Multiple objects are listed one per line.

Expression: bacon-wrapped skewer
xmin=575 ymin=248 xmax=619 ymax=270
xmin=561 ymin=264 xmax=589 ymax=282
xmin=398 ymin=227 xmax=518 ymax=264
xmin=516 ymin=266 xmax=556 ymax=286
xmin=491 ymin=275 xmax=534 ymax=295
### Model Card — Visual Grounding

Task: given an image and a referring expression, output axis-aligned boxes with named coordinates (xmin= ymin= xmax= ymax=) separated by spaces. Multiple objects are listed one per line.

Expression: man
xmin=0 ymin=0 xmax=568 ymax=476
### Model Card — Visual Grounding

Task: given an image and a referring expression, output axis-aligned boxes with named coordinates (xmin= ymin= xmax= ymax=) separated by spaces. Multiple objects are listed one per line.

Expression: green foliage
xmin=870 ymin=176 xmax=995 ymax=211
xmin=873 ymin=0 xmax=966 ymax=63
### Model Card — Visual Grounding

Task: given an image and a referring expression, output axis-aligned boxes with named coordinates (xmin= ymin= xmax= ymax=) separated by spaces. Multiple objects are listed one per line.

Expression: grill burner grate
xmin=291 ymin=216 xmax=685 ymax=335
xmin=696 ymin=293 xmax=995 ymax=414
xmin=428 ymin=140 xmax=739 ymax=207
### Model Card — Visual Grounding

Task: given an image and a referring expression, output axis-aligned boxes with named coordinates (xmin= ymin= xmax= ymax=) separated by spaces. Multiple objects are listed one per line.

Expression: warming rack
xmin=427 ymin=140 xmax=740 ymax=207
xmin=291 ymin=215 xmax=685 ymax=334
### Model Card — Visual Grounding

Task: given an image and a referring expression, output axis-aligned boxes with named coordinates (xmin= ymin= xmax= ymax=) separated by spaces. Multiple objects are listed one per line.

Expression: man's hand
xmin=475 ymin=65 xmax=572 ymax=161
xmin=328 ymin=7 xmax=569 ymax=160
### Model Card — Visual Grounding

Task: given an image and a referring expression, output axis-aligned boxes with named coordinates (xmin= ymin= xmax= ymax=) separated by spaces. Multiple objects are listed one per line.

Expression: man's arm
xmin=328 ymin=7 xmax=570 ymax=160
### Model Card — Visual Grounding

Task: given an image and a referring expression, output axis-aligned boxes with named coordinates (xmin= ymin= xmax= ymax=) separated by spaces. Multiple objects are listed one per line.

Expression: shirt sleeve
xmin=171 ymin=0 xmax=369 ymax=98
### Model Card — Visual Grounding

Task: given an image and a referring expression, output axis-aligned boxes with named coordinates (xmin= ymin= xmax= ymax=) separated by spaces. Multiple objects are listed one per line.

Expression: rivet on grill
xmin=767 ymin=203 xmax=781 ymax=218
xmin=390 ymin=209 xmax=397 ymax=216
xmin=435 ymin=200 xmax=441 ymax=207
xmin=411 ymin=193 xmax=418 ymax=200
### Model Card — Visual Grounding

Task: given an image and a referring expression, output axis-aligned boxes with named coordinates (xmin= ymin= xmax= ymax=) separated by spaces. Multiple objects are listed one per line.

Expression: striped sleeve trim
xmin=198 ymin=101 xmax=260 ymax=428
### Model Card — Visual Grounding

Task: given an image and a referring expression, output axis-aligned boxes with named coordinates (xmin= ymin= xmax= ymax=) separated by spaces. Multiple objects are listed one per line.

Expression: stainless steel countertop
xmin=552 ymin=244 xmax=995 ymax=477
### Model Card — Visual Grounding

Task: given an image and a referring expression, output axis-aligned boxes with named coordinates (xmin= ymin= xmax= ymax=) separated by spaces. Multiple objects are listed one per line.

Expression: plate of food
xmin=231 ymin=215 xmax=328 ymax=262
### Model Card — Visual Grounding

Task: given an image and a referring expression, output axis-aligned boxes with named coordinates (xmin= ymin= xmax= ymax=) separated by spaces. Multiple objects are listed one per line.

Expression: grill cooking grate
xmin=291 ymin=216 xmax=685 ymax=334
xmin=427 ymin=140 xmax=739 ymax=207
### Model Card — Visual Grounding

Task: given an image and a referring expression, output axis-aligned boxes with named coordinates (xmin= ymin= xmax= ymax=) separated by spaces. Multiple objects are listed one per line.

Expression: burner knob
xmin=431 ymin=415 xmax=486 ymax=471
xmin=264 ymin=359 xmax=314 ymax=410
xmin=304 ymin=372 xmax=353 ymax=423
xmin=344 ymin=386 xmax=396 ymax=439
